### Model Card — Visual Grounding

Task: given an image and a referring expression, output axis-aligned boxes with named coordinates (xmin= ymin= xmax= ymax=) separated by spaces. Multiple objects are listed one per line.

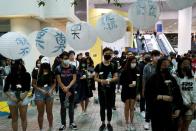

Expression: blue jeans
xmin=34 ymin=86 xmax=54 ymax=101
xmin=7 ymin=92 xmax=29 ymax=106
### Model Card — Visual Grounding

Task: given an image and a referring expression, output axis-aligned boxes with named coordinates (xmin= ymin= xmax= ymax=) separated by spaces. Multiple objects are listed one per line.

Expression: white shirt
xmin=176 ymin=76 xmax=196 ymax=105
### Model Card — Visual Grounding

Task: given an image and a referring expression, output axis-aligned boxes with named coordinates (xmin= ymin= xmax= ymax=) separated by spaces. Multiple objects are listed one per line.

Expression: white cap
xmin=41 ymin=57 xmax=50 ymax=64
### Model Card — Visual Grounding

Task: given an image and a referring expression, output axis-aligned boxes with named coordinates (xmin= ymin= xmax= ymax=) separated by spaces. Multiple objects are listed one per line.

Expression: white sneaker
xmin=125 ymin=124 xmax=130 ymax=131
xmin=144 ymin=122 xmax=150 ymax=130
xmin=48 ymin=127 xmax=53 ymax=131
xmin=141 ymin=111 xmax=146 ymax=118
xmin=81 ymin=112 xmax=87 ymax=116
xmin=130 ymin=124 xmax=135 ymax=131
xmin=83 ymin=112 xmax=88 ymax=115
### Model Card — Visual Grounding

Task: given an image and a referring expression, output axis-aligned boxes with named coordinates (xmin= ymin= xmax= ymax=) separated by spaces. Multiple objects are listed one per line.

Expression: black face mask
xmin=161 ymin=68 xmax=169 ymax=74
xmin=42 ymin=63 xmax=50 ymax=70
xmin=182 ymin=66 xmax=191 ymax=72
xmin=104 ymin=55 xmax=111 ymax=61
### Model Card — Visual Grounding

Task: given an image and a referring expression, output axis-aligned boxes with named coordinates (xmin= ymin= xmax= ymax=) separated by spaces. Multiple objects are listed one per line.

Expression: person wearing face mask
xmin=120 ymin=56 xmax=140 ymax=131
xmin=78 ymin=58 xmax=93 ymax=116
xmin=138 ymin=53 xmax=151 ymax=118
xmin=32 ymin=57 xmax=56 ymax=131
xmin=142 ymin=50 xmax=161 ymax=130
xmin=55 ymin=52 xmax=78 ymax=130
xmin=145 ymin=57 xmax=183 ymax=131
xmin=94 ymin=47 xmax=118 ymax=131
xmin=176 ymin=57 xmax=196 ymax=131
xmin=4 ymin=59 xmax=31 ymax=131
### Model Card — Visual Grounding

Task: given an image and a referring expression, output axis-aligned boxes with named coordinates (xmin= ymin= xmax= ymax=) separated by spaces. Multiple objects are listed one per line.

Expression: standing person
xmin=32 ymin=57 xmax=56 ymax=131
xmin=52 ymin=53 xmax=65 ymax=94
xmin=69 ymin=50 xmax=79 ymax=69
xmin=86 ymin=56 xmax=96 ymax=94
xmin=120 ymin=56 xmax=140 ymax=131
xmin=94 ymin=47 xmax=118 ymax=131
xmin=145 ymin=57 xmax=183 ymax=131
xmin=76 ymin=53 xmax=83 ymax=63
xmin=55 ymin=51 xmax=78 ymax=130
xmin=142 ymin=50 xmax=160 ymax=130
xmin=2 ymin=58 xmax=12 ymax=119
xmin=176 ymin=57 xmax=196 ymax=131
xmin=120 ymin=51 xmax=127 ymax=70
xmin=111 ymin=50 xmax=121 ymax=109
xmin=4 ymin=59 xmax=31 ymax=131
xmin=138 ymin=54 xmax=151 ymax=118
xmin=3 ymin=58 xmax=12 ymax=76
xmin=31 ymin=59 xmax=41 ymax=96
xmin=78 ymin=58 xmax=93 ymax=115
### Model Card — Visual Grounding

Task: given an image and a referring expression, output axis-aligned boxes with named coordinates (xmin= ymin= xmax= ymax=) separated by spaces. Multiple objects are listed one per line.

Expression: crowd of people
xmin=1 ymin=48 xmax=196 ymax=131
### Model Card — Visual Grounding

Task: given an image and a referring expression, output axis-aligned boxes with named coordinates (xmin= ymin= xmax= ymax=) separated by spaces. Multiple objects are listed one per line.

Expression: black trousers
xmin=151 ymin=114 xmax=172 ymax=131
xmin=140 ymin=96 xmax=145 ymax=112
xmin=59 ymin=92 xmax=74 ymax=125
xmin=98 ymin=87 xmax=114 ymax=122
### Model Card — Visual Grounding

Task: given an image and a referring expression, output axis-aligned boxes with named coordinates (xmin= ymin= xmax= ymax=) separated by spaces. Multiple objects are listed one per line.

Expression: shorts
xmin=34 ymin=86 xmax=54 ymax=101
xmin=180 ymin=105 xmax=194 ymax=120
xmin=7 ymin=92 xmax=29 ymax=106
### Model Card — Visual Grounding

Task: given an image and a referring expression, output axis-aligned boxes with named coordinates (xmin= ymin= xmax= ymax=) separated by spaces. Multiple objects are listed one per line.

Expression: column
xmin=11 ymin=18 xmax=41 ymax=73
xmin=178 ymin=7 xmax=192 ymax=55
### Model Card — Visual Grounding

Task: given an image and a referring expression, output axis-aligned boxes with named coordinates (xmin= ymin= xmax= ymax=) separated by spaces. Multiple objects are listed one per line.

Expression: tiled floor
xmin=0 ymin=91 xmax=196 ymax=131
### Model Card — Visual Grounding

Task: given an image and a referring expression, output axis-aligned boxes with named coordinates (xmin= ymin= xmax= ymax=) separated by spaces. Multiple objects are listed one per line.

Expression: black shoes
xmin=99 ymin=124 xmax=106 ymax=131
xmin=107 ymin=124 xmax=113 ymax=131
xmin=99 ymin=123 xmax=113 ymax=131
xmin=59 ymin=125 xmax=65 ymax=130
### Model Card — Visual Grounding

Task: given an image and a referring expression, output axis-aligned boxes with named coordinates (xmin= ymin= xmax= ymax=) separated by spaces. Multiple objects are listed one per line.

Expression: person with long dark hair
xmin=4 ymin=59 xmax=31 ymax=131
xmin=32 ymin=57 xmax=56 ymax=131
xmin=78 ymin=57 xmax=93 ymax=115
xmin=31 ymin=59 xmax=41 ymax=96
xmin=120 ymin=56 xmax=140 ymax=131
xmin=176 ymin=57 xmax=196 ymax=131
xmin=145 ymin=57 xmax=183 ymax=131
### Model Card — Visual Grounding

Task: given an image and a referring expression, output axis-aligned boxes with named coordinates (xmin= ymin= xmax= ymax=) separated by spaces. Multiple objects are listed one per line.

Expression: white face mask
xmin=63 ymin=60 xmax=69 ymax=65
xmin=37 ymin=64 xmax=40 ymax=67
xmin=131 ymin=63 xmax=136 ymax=68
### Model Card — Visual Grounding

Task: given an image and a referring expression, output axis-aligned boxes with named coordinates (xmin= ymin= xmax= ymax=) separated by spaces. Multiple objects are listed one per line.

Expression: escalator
xmin=157 ymin=34 xmax=176 ymax=54
xmin=143 ymin=34 xmax=161 ymax=52
xmin=135 ymin=36 xmax=148 ymax=53
xmin=156 ymin=36 xmax=169 ymax=55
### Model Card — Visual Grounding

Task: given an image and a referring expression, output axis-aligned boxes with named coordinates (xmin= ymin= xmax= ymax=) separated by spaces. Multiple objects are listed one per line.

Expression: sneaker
xmin=141 ymin=111 xmax=145 ymax=118
xmin=70 ymin=123 xmax=78 ymax=130
xmin=83 ymin=112 xmax=88 ymax=115
xmin=99 ymin=124 xmax=106 ymax=131
xmin=48 ymin=127 xmax=53 ymax=131
xmin=125 ymin=124 xmax=130 ymax=131
xmin=130 ymin=124 xmax=135 ymax=131
xmin=144 ymin=122 xmax=150 ymax=130
xmin=59 ymin=125 xmax=65 ymax=130
xmin=107 ymin=124 xmax=113 ymax=131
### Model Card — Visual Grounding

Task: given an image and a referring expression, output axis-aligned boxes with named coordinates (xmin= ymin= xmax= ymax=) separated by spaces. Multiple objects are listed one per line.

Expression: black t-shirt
xmin=55 ymin=64 xmax=76 ymax=87
xmin=94 ymin=62 xmax=117 ymax=88
xmin=111 ymin=57 xmax=121 ymax=70
xmin=32 ymin=70 xmax=55 ymax=87
xmin=4 ymin=72 xmax=31 ymax=92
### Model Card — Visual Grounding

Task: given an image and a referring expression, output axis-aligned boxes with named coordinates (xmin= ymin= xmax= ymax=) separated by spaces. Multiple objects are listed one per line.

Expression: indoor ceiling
xmin=89 ymin=0 xmax=196 ymax=33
